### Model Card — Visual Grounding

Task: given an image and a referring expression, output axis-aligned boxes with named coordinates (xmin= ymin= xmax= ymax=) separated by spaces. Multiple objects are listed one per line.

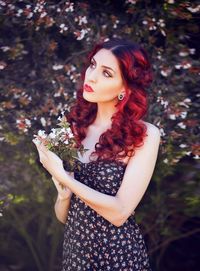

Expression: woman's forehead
xmin=92 ymin=49 xmax=120 ymax=72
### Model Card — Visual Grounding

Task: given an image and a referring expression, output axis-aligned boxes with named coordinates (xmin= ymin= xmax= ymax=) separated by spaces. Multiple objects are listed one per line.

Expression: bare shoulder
xmin=142 ymin=121 xmax=161 ymax=139
xmin=124 ymin=121 xmax=161 ymax=164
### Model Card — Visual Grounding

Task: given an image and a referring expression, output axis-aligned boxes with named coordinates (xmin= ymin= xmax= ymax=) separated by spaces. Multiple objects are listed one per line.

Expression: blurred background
xmin=0 ymin=0 xmax=199 ymax=270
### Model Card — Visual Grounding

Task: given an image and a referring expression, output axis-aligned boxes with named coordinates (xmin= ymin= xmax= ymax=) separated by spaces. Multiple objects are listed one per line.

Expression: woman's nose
xmin=87 ymin=69 xmax=97 ymax=83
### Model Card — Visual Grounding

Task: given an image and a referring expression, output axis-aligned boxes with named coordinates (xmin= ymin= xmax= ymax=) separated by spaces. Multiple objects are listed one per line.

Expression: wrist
xmin=57 ymin=194 xmax=71 ymax=201
xmin=54 ymin=168 xmax=68 ymax=186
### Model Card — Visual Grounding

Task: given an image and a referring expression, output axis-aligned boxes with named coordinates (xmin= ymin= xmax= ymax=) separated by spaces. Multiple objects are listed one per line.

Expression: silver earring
xmin=118 ymin=93 xmax=124 ymax=101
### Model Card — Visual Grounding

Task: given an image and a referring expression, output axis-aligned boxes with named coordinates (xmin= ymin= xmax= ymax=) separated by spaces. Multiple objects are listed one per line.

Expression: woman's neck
xmin=92 ymin=100 xmax=118 ymax=128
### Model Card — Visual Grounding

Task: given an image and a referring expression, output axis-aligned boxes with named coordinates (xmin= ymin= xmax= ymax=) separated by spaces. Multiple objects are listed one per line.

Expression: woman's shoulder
xmin=141 ymin=120 xmax=161 ymax=137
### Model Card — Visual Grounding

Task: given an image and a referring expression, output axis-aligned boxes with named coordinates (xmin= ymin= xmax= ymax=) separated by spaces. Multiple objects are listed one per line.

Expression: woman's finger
xmin=32 ymin=138 xmax=46 ymax=152
xmin=32 ymin=140 xmax=47 ymax=167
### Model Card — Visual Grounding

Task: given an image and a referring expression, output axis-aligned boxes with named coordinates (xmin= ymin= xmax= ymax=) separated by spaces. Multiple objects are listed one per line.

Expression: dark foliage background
xmin=0 ymin=1 xmax=200 ymax=270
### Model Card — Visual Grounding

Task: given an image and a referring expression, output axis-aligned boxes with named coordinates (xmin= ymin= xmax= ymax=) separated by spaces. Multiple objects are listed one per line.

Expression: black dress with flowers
xmin=62 ymin=159 xmax=152 ymax=271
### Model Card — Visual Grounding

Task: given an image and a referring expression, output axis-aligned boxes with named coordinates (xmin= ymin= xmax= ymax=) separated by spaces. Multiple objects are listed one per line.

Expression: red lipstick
xmin=84 ymin=84 xmax=94 ymax=92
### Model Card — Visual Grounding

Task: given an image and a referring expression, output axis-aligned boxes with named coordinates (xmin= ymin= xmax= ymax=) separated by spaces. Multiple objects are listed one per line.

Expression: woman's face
xmin=83 ymin=49 xmax=125 ymax=103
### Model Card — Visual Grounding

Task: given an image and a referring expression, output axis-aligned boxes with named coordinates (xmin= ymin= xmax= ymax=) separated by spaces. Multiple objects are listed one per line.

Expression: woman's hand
xmin=32 ymin=137 xmax=65 ymax=178
xmin=52 ymin=176 xmax=73 ymax=200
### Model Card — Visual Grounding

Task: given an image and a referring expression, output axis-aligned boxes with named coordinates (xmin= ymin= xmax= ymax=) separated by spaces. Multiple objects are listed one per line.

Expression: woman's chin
xmin=83 ymin=92 xmax=96 ymax=103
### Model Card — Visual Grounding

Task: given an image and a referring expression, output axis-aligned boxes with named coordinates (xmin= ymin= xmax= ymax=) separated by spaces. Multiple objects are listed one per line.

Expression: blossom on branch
xmin=33 ymin=113 xmax=88 ymax=171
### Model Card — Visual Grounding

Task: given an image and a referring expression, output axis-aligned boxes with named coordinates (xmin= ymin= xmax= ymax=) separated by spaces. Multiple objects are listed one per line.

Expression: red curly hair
xmin=65 ymin=38 xmax=153 ymax=162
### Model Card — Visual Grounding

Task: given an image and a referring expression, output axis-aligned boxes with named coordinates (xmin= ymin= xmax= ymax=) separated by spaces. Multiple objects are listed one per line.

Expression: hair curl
xmin=65 ymin=38 xmax=153 ymax=162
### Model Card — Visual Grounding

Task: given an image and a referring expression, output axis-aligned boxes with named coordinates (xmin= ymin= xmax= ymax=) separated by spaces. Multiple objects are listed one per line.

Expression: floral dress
xmin=62 ymin=159 xmax=152 ymax=271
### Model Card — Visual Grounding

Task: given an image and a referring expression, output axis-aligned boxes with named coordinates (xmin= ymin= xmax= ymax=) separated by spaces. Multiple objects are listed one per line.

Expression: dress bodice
xmin=73 ymin=159 xmax=127 ymax=196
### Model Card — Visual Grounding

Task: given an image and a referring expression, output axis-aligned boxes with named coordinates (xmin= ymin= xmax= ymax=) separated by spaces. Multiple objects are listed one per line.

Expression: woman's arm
xmin=54 ymin=193 xmax=72 ymax=224
xmin=52 ymin=173 xmax=73 ymax=224
xmin=53 ymin=125 xmax=161 ymax=227
xmin=34 ymin=124 xmax=160 ymax=227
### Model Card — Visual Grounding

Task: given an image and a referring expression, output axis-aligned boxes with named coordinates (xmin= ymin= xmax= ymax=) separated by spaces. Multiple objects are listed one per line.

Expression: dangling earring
xmin=118 ymin=93 xmax=125 ymax=101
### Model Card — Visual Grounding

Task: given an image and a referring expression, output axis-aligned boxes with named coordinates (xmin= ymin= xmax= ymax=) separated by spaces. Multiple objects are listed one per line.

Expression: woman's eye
xmin=89 ymin=62 xmax=95 ymax=68
xmin=103 ymin=71 xmax=112 ymax=78
xmin=89 ymin=62 xmax=112 ymax=78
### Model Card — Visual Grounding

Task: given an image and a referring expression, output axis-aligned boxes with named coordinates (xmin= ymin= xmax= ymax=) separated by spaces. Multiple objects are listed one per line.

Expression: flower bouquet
xmin=33 ymin=113 xmax=88 ymax=172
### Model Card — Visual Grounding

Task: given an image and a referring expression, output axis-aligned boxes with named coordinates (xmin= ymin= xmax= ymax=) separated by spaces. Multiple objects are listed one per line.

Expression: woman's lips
xmin=84 ymin=84 xmax=94 ymax=92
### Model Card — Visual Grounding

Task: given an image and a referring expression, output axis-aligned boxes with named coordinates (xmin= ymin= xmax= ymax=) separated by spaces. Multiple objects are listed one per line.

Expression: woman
xmin=33 ymin=38 xmax=160 ymax=270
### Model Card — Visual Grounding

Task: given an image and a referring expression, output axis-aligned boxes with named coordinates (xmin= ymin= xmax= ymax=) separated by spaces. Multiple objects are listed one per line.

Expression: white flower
xmin=40 ymin=117 xmax=46 ymax=127
xmin=169 ymin=114 xmax=176 ymax=120
xmin=184 ymin=98 xmax=191 ymax=103
xmin=25 ymin=118 xmax=31 ymax=127
xmin=156 ymin=120 xmax=161 ymax=126
xmin=157 ymin=19 xmax=165 ymax=27
xmin=177 ymin=122 xmax=186 ymax=129
xmin=0 ymin=1 xmax=6 ymax=6
xmin=179 ymin=144 xmax=187 ymax=148
xmin=180 ymin=111 xmax=187 ymax=119
xmin=187 ymin=5 xmax=200 ymax=13
xmin=40 ymin=12 xmax=47 ymax=18
xmin=0 ymin=46 xmax=10 ymax=52
xmin=178 ymin=101 xmax=190 ymax=108
xmin=52 ymin=64 xmax=64 ymax=70
xmin=8 ymin=3 xmax=15 ymax=10
xmin=193 ymin=155 xmax=200 ymax=159
xmin=0 ymin=64 xmax=6 ymax=70
xmin=179 ymin=51 xmax=189 ymax=57
xmin=78 ymin=16 xmax=88 ymax=25
xmin=163 ymin=158 xmax=168 ymax=163
xmin=75 ymin=29 xmax=89 ymax=40
xmin=142 ymin=20 xmax=148 ymax=25
xmin=160 ymin=99 xmax=169 ymax=108
xmin=175 ymin=62 xmax=191 ymax=69
xmin=65 ymin=2 xmax=74 ymax=12
xmin=183 ymin=63 xmax=191 ymax=69
xmin=17 ymin=9 xmax=23 ymax=16
xmin=66 ymin=127 xmax=74 ymax=138
xmin=161 ymin=70 xmax=168 ymax=77
xmin=189 ymin=48 xmax=195 ymax=55
xmin=175 ymin=64 xmax=182 ymax=69
xmin=59 ymin=23 xmax=68 ymax=32
xmin=61 ymin=128 xmax=66 ymax=133
xmin=38 ymin=130 xmax=47 ymax=138
xmin=54 ymin=92 xmax=61 ymax=97
xmin=149 ymin=25 xmax=157 ymax=30
xmin=73 ymin=91 xmax=77 ymax=99
xmin=64 ymin=139 xmax=69 ymax=144
xmin=49 ymin=132 xmax=56 ymax=139
xmin=161 ymin=29 xmax=166 ymax=36
xmin=51 ymin=128 xmax=57 ymax=133
xmin=159 ymin=128 xmax=166 ymax=136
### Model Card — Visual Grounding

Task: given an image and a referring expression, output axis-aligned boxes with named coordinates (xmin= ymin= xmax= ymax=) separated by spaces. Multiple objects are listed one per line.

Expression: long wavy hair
xmin=65 ymin=38 xmax=153 ymax=162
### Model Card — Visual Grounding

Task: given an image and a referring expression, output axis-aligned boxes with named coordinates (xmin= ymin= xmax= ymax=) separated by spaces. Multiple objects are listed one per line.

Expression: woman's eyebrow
xmin=92 ymin=57 xmax=116 ymax=73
